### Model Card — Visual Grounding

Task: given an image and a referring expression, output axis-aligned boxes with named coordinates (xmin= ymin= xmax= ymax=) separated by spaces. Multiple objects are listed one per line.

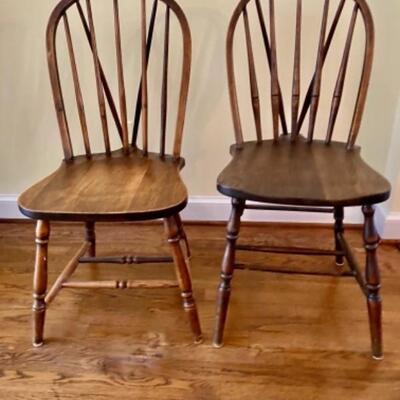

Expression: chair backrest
xmin=47 ymin=0 xmax=191 ymax=161
xmin=227 ymin=0 xmax=374 ymax=149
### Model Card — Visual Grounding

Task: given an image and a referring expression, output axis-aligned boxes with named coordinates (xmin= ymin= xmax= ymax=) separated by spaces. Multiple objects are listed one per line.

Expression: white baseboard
xmin=182 ymin=196 xmax=366 ymax=223
xmin=0 ymin=195 xmax=23 ymax=220
xmin=2 ymin=194 xmax=399 ymax=240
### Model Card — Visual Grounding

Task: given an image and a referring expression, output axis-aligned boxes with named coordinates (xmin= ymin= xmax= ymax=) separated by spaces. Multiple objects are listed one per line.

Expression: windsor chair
xmin=18 ymin=0 xmax=202 ymax=346
xmin=213 ymin=0 xmax=390 ymax=359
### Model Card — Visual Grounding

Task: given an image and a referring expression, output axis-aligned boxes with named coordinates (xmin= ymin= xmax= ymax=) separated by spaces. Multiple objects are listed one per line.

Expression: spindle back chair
xmin=228 ymin=0 xmax=373 ymax=146
xmin=18 ymin=0 xmax=202 ymax=346
xmin=214 ymin=0 xmax=390 ymax=359
xmin=48 ymin=0 xmax=190 ymax=160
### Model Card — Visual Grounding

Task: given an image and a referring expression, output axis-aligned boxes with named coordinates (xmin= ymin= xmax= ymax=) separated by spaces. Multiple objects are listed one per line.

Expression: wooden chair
xmin=213 ymin=0 xmax=390 ymax=359
xmin=18 ymin=0 xmax=202 ymax=346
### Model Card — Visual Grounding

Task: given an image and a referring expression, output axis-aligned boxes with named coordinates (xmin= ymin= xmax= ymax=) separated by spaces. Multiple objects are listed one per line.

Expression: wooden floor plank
xmin=0 ymin=221 xmax=399 ymax=399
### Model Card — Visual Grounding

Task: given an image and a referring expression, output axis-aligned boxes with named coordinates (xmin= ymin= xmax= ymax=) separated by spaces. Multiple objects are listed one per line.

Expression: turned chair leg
xmin=174 ymin=214 xmax=191 ymax=259
xmin=213 ymin=198 xmax=245 ymax=348
xmin=362 ymin=205 xmax=383 ymax=360
xmin=85 ymin=221 xmax=96 ymax=257
xmin=164 ymin=216 xmax=202 ymax=343
xmin=334 ymin=206 xmax=344 ymax=267
xmin=33 ymin=220 xmax=50 ymax=347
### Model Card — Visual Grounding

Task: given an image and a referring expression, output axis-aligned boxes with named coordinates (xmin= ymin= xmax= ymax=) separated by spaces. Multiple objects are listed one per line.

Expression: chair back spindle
xmin=85 ymin=0 xmax=111 ymax=154
xmin=113 ymin=0 xmax=129 ymax=153
xmin=63 ymin=13 xmax=91 ymax=156
xmin=243 ymin=6 xmax=262 ymax=142
xmin=227 ymin=0 xmax=374 ymax=149
xmin=46 ymin=0 xmax=191 ymax=161
xmin=307 ymin=0 xmax=330 ymax=143
xmin=141 ymin=0 xmax=149 ymax=156
xmin=291 ymin=0 xmax=301 ymax=137
xmin=326 ymin=3 xmax=359 ymax=144
xmin=160 ymin=6 xmax=170 ymax=156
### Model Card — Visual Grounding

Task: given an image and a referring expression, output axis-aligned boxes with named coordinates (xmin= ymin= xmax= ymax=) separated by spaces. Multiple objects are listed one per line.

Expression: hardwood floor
xmin=1 ymin=221 xmax=400 ymax=399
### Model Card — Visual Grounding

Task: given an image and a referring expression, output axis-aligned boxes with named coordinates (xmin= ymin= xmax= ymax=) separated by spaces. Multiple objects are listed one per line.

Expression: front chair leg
xmin=362 ymin=205 xmax=383 ymax=360
xmin=33 ymin=220 xmax=50 ymax=347
xmin=164 ymin=216 xmax=202 ymax=343
xmin=213 ymin=198 xmax=245 ymax=348
xmin=334 ymin=206 xmax=344 ymax=266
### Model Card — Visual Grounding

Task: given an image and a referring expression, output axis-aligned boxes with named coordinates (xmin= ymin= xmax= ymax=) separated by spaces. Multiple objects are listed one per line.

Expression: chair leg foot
xmin=213 ymin=199 xmax=244 ymax=348
xmin=363 ymin=205 xmax=383 ymax=359
xmin=32 ymin=220 xmax=50 ymax=348
xmin=164 ymin=216 xmax=202 ymax=344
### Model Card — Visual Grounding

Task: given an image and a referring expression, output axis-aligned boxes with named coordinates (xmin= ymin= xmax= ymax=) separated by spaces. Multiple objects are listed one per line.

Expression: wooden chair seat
xmin=18 ymin=149 xmax=187 ymax=222
xmin=217 ymin=138 xmax=390 ymax=207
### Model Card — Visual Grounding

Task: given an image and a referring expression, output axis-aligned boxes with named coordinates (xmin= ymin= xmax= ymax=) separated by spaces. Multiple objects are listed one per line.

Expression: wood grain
xmin=217 ymin=138 xmax=391 ymax=207
xmin=1 ymin=221 xmax=400 ymax=399
xmin=18 ymin=149 xmax=187 ymax=222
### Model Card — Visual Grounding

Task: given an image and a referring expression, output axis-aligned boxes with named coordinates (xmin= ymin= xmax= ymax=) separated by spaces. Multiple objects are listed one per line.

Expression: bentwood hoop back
xmin=226 ymin=0 xmax=374 ymax=147
xmin=18 ymin=0 xmax=202 ymax=346
xmin=214 ymin=0 xmax=390 ymax=359
xmin=46 ymin=0 xmax=191 ymax=161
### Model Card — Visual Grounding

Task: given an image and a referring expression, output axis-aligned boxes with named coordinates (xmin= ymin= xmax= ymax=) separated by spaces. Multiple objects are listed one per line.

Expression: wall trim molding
xmin=2 ymin=194 xmax=398 ymax=240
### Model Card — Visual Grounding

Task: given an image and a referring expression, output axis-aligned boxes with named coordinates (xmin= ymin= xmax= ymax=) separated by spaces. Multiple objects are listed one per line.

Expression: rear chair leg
xmin=33 ymin=220 xmax=50 ymax=347
xmin=174 ymin=214 xmax=191 ymax=259
xmin=362 ymin=205 xmax=383 ymax=360
xmin=85 ymin=221 xmax=96 ymax=257
xmin=164 ymin=216 xmax=202 ymax=343
xmin=213 ymin=198 xmax=245 ymax=348
xmin=334 ymin=206 xmax=344 ymax=266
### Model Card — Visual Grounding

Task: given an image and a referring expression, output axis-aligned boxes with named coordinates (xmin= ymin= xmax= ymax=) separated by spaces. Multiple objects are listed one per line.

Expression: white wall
xmin=1 ymin=0 xmax=400 ymax=236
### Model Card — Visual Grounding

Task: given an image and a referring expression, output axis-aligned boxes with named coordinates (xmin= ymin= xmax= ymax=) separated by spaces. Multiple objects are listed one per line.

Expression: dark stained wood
xmin=243 ymin=5 xmax=262 ymax=142
xmin=307 ymin=0 xmax=330 ymax=142
xmin=347 ymin=1 xmax=375 ymax=149
xmin=20 ymin=0 xmax=197 ymax=347
xmin=18 ymin=150 xmax=188 ymax=222
xmin=75 ymin=1 xmax=123 ymax=141
xmin=227 ymin=0 xmax=373 ymax=143
xmin=62 ymin=280 xmax=179 ymax=289
xmin=32 ymin=220 xmax=50 ymax=347
xmin=254 ymin=0 xmax=288 ymax=135
xmin=79 ymin=255 xmax=173 ymax=265
xmin=326 ymin=4 xmax=359 ymax=144
xmin=174 ymin=213 xmax=192 ymax=259
xmin=291 ymin=0 xmax=302 ymax=136
xmin=337 ymin=231 xmax=368 ymax=295
xmin=269 ymin=0 xmax=280 ymax=141
xmin=132 ymin=0 xmax=159 ymax=147
xmin=221 ymin=0 xmax=383 ymax=359
xmin=217 ymin=139 xmax=390 ymax=207
xmin=84 ymin=221 xmax=96 ymax=257
xmin=297 ymin=0 xmax=346 ymax=133
xmin=160 ymin=5 xmax=170 ymax=157
xmin=362 ymin=205 xmax=383 ymax=359
xmin=164 ymin=216 xmax=202 ymax=343
xmin=45 ymin=241 xmax=90 ymax=305
xmin=334 ymin=206 xmax=345 ymax=266
xmin=85 ymin=0 xmax=111 ymax=154
xmin=141 ymin=0 xmax=149 ymax=155
xmin=63 ymin=13 xmax=91 ymax=157
xmin=2 ymin=222 xmax=400 ymax=398
xmin=236 ymin=244 xmax=343 ymax=257
xmin=213 ymin=199 xmax=245 ymax=347
xmin=113 ymin=0 xmax=130 ymax=153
